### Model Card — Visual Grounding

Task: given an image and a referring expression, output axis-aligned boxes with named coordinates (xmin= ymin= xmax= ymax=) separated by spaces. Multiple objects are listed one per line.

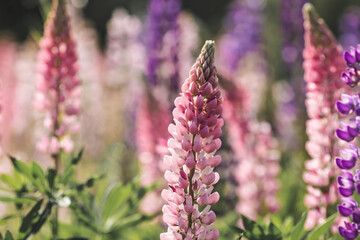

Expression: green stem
xmin=185 ymin=135 xmax=197 ymax=239
xmin=51 ymin=206 xmax=58 ymax=240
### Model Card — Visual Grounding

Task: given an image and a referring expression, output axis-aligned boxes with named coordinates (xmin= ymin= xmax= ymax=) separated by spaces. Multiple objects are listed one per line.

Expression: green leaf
xmin=18 ymin=200 xmax=53 ymax=240
xmin=0 ymin=215 xmax=17 ymax=226
xmin=4 ymin=231 xmax=14 ymax=240
xmin=103 ymin=183 xmax=132 ymax=221
xmin=110 ymin=214 xmax=148 ymax=232
xmin=30 ymin=202 xmax=53 ymax=235
xmin=10 ymin=157 xmax=45 ymax=193
xmin=76 ymin=175 xmax=104 ymax=192
xmin=0 ymin=196 xmax=36 ymax=204
xmin=71 ymin=149 xmax=84 ymax=165
xmin=241 ymin=214 xmax=265 ymax=237
xmin=61 ymin=165 xmax=74 ymax=185
xmin=9 ymin=157 xmax=32 ymax=179
xmin=58 ymin=238 xmax=88 ymax=240
xmin=290 ymin=212 xmax=307 ymax=240
xmin=47 ymin=169 xmax=57 ymax=189
xmin=269 ymin=222 xmax=282 ymax=236
xmin=306 ymin=213 xmax=337 ymax=240
xmin=31 ymin=161 xmax=46 ymax=186
xmin=0 ymin=174 xmax=19 ymax=189
xmin=18 ymin=199 xmax=44 ymax=238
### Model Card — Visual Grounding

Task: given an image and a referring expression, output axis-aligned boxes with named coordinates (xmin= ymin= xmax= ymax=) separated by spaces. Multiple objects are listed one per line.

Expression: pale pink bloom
xmin=67 ymin=5 xmax=104 ymax=159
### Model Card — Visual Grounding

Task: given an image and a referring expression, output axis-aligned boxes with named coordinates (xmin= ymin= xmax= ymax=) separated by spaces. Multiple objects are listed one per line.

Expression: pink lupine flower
xmin=34 ymin=0 xmax=80 ymax=160
xmin=302 ymin=4 xmax=345 ymax=229
xmin=136 ymin=91 xmax=171 ymax=186
xmin=219 ymin=53 xmax=280 ymax=220
xmin=223 ymin=83 xmax=280 ymax=220
xmin=161 ymin=41 xmax=222 ymax=240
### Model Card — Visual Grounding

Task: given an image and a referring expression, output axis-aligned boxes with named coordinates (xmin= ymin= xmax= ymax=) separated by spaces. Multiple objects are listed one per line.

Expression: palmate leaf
xmin=9 ymin=157 xmax=45 ymax=193
xmin=239 ymin=215 xmax=282 ymax=240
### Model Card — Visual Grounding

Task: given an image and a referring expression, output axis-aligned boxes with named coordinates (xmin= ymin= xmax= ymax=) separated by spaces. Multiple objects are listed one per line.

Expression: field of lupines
xmin=1 ymin=0 xmax=360 ymax=239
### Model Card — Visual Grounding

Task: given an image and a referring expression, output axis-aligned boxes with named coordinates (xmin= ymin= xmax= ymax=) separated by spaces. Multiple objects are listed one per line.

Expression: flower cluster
xmin=336 ymin=46 xmax=360 ymax=240
xmin=161 ymin=41 xmax=222 ymax=240
xmin=34 ymin=0 xmax=80 ymax=157
xmin=302 ymin=4 xmax=345 ymax=229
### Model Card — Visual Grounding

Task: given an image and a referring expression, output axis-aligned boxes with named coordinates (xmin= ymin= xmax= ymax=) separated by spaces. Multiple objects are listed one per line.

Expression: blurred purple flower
xmin=281 ymin=0 xmax=308 ymax=64
xmin=339 ymin=7 xmax=360 ymax=51
xmin=218 ymin=0 xmax=264 ymax=73
xmin=146 ymin=0 xmax=181 ymax=92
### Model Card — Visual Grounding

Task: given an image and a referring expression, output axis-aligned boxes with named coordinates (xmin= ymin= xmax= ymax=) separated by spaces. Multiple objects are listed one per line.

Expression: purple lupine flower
xmin=339 ymin=221 xmax=358 ymax=240
xmin=161 ymin=41 xmax=222 ymax=240
xmin=342 ymin=45 xmax=360 ymax=87
xmin=34 ymin=0 xmax=80 ymax=161
xmin=339 ymin=7 xmax=360 ymax=51
xmin=146 ymin=0 xmax=181 ymax=93
xmin=333 ymin=42 xmax=360 ymax=240
xmin=302 ymin=3 xmax=345 ymax=230
xmin=280 ymin=0 xmax=308 ymax=64
xmin=218 ymin=0 xmax=264 ymax=74
xmin=335 ymin=145 xmax=359 ymax=170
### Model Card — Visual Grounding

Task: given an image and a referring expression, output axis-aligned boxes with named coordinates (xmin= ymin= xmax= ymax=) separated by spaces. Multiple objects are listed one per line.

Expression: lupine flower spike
xmin=161 ymin=41 xmax=222 ymax=240
xmin=34 ymin=0 xmax=80 ymax=166
xmin=302 ymin=3 xmax=345 ymax=229
xmin=218 ymin=0 xmax=280 ymax=220
xmin=335 ymin=45 xmax=360 ymax=240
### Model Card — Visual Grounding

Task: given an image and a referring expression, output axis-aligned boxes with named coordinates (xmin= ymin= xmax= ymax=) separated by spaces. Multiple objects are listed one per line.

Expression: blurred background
xmin=0 ymin=0 xmax=360 ymax=239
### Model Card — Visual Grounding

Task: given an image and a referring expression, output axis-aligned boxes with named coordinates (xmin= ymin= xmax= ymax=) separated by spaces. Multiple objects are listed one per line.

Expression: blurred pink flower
xmin=34 ymin=0 xmax=80 ymax=157
xmin=302 ymin=4 xmax=344 ymax=229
